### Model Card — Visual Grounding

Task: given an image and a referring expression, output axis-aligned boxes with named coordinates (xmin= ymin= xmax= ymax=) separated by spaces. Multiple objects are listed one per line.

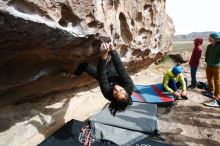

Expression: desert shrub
xmin=155 ymin=55 xmax=175 ymax=70
xmin=159 ymin=55 xmax=174 ymax=63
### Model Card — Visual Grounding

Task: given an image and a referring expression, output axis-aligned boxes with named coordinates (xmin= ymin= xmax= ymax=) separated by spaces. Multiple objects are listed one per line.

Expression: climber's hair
xmin=108 ymin=96 xmax=130 ymax=116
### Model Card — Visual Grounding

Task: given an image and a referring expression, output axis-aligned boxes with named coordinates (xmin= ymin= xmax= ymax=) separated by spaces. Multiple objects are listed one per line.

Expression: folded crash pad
xmin=89 ymin=102 xmax=159 ymax=145
xmin=90 ymin=102 xmax=158 ymax=134
xmin=92 ymin=122 xmax=148 ymax=145
xmin=131 ymin=83 xmax=174 ymax=104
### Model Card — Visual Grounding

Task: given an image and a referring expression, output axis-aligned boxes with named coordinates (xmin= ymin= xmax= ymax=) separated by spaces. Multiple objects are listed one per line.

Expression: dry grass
xmin=172 ymin=41 xmax=209 ymax=55
xmin=172 ymin=41 xmax=193 ymax=52
xmin=154 ymin=57 xmax=175 ymax=72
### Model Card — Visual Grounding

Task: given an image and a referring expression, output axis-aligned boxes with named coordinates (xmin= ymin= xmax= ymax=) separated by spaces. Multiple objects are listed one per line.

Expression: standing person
xmin=203 ymin=32 xmax=220 ymax=107
xmin=162 ymin=64 xmax=188 ymax=100
xmin=188 ymin=38 xmax=203 ymax=89
xmin=73 ymin=42 xmax=134 ymax=116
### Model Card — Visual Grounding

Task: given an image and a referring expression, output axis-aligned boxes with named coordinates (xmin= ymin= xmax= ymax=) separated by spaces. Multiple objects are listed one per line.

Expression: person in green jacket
xmin=162 ymin=65 xmax=188 ymax=100
xmin=203 ymin=32 xmax=220 ymax=107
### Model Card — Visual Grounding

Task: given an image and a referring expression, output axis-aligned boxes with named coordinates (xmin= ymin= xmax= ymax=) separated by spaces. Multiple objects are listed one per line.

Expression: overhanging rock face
xmin=0 ymin=0 xmax=175 ymax=145
xmin=0 ymin=0 xmax=174 ymax=106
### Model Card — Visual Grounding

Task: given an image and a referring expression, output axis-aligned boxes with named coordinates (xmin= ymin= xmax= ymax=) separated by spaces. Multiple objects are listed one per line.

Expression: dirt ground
xmin=73 ymin=51 xmax=220 ymax=146
xmin=131 ymin=53 xmax=220 ymax=146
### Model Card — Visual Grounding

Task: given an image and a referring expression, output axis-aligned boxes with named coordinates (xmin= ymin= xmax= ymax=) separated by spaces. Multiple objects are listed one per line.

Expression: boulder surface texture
xmin=0 ymin=0 xmax=174 ymax=145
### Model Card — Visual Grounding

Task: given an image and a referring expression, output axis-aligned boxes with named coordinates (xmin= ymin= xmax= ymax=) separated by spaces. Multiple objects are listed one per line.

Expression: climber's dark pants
xmin=168 ymin=78 xmax=188 ymax=92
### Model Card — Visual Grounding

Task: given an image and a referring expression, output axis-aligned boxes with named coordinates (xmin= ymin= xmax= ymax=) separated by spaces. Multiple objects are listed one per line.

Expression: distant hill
xmin=174 ymin=31 xmax=214 ymax=41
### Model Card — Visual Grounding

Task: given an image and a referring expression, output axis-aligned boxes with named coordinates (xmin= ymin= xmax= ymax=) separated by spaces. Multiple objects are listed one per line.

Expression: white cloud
xmin=166 ymin=0 xmax=220 ymax=35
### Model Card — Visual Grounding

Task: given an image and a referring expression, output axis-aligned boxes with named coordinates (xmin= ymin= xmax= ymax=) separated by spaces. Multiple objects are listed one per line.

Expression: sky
xmin=166 ymin=0 xmax=220 ymax=35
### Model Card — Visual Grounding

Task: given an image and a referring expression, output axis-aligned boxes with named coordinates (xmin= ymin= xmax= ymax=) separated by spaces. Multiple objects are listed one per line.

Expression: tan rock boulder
xmin=0 ymin=0 xmax=174 ymax=106
xmin=0 ymin=1 xmax=174 ymax=145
